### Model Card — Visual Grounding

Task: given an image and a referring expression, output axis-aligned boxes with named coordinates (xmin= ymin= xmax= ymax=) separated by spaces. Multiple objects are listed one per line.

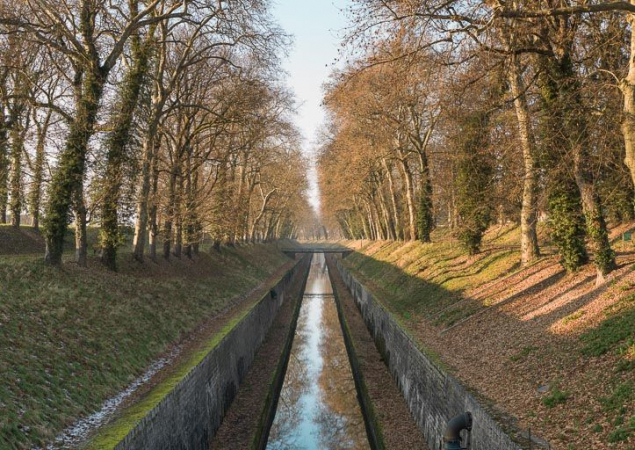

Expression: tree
xmin=453 ymin=107 xmax=494 ymax=254
xmin=1 ymin=0 xmax=185 ymax=264
xmin=100 ymin=7 xmax=157 ymax=270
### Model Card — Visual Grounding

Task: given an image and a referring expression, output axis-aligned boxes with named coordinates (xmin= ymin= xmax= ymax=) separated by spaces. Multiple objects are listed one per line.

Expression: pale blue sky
xmin=271 ymin=0 xmax=350 ymax=212
xmin=272 ymin=0 xmax=349 ymax=143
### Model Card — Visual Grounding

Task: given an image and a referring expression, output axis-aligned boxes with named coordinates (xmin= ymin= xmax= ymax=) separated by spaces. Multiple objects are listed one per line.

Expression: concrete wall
xmin=114 ymin=258 xmax=307 ymax=450
xmin=336 ymin=260 xmax=522 ymax=450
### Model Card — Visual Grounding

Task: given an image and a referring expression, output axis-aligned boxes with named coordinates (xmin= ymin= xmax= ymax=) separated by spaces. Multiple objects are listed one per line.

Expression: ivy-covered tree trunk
xmin=9 ymin=105 xmax=24 ymax=228
xmin=575 ymin=157 xmax=617 ymax=277
xmin=540 ymin=44 xmax=616 ymax=277
xmin=29 ymin=110 xmax=51 ymax=230
xmin=43 ymin=68 xmax=106 ymax=265
xmin=0 ymin=118 xmax=8 ymax=225
xmin=538 ymin=53 xmax=588 ymax=273
xmin=74 ymin=186 xmax=88 ymax=267
xmin=455 ymin=112 xmax=494 ymax=255
xmin=416 ymin=150 xmax=434 ymax=242
xmin=547 ymin=180 xmax=588 ymax=272
xmin=569 ymin=104 xmax=616 ymax=278
xmin=100 ymin=20 xmax=154 ymax=271
xmin=417 ymin=184 xmax=433 ymax=243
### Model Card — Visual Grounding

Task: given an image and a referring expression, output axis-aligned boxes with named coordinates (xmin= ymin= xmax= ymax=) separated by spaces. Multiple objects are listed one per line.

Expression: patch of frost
xmin=38 ymin=345 xmax=182 ymax=449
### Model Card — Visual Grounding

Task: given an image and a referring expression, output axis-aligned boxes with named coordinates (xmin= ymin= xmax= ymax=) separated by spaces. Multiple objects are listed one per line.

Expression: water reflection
xmin=267 ymin=254 xmax=369 ymax=450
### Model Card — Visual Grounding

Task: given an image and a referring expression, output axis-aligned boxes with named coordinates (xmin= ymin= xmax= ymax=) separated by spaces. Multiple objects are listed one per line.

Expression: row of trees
xmin=319 ymin=0 xmax=635 ymax=281
xmin=0 ymin=0 xmax=310 ymax=270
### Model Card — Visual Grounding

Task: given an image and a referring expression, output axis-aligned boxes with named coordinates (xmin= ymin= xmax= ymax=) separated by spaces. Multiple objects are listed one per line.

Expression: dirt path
xmin=326 ymin=254 xmax=429 ymax=450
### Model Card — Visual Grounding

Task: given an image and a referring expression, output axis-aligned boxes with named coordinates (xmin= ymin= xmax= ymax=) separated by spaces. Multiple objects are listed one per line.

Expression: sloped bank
xmin=88 ymin=256 xmax=309 ymax=450
xmin=335 ymin=258 xmax=522 ymax=450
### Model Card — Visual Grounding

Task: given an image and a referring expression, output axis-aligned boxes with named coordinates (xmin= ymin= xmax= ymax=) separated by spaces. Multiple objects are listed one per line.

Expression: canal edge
xmin=85 ymin=257 xmax=306 ymax=450
xmin=251 ymin=253 xmax=313 ymax=450
xmin=326 ymin=254 xmax=386 ymax=450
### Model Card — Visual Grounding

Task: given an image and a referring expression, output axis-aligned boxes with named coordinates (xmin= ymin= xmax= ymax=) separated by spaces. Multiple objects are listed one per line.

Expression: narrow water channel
xmin=266 ymin=253 xmax=369 ymax=450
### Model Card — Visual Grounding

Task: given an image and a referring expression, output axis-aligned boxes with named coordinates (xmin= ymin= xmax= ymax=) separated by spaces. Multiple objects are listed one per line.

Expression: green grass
xmin=542 ymin=386 xmax=570 ymax=408
xmin=0 ymin=243 xmax=289 ymax=449
xmin=87 ymin=304 xmax=259 ymax=449
xmin=510 ymin=346 xmax=538 ymax=363
xmin=343 ymin=230 xmax=522 ymax=326
xmin=574 ymin=284 xmax=635 ymax=445
xmin=601 ymin=382 xmax=634 ymax=413
xmin=607 ymin=416 xmax=635 ymax=443
xmin=562 ymin=309 xmax=586 ymax=324
xmin=338 ymin=227 xmax=635 ymax=447
xmin=580 ymin=294 xmax=635 ymax=357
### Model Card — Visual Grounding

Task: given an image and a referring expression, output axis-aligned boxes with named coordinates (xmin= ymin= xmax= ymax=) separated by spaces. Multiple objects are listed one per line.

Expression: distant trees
xmin=321 ymin=52 xmax=442 ymax=243
xmin=0 ymin=0 xmax=309 ymax=270
xmin=318 ymin=0 xmax=635 ymax=281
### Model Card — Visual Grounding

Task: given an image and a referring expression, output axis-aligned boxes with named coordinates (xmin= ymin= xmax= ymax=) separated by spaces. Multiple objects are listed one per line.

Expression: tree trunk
xmin=574 ymin=152 xmax=617 ymax=279
xmin=9 ymin=112 xmax=23 ymax=228
xmin=101 ymin=22 xmax=153 ymax=271
xmin=509 ymin=52 xmax=540 ymax=265
xmin=415 ymin=139 xmax=434 ymax=243
xmin=44 ymin=68 xmax=106 ymax=265
xmin=382 ymin=158 xmax=402 ymax=240
xmin=149 ymin=206 xmax=158 ymax=261
xmin=365 ymin=201 xmax=374 ymax=239
xmin=355 ymin=196 xmax=370 ymax=239
xmin=370 ymin=198 xmax=384 ymax=239
xmin=133 ymin=125 xmax=158 ymax=261
xmin=29 ymin=111 xmax=51 ymax=230
xmin=173 ymin=166 xmax=183 ymax=258
xmin=416 ymin=155 xmax=434 ymax=243
xmin=622 ymin=8 xmax=635 ymax=199
xmin=173 ymin=216 xmax=182 ymax=258
xmin=539 ymin=39 xmax=615 ymax=278
xmin=250 ymin=185 xmax=276 ymax=241
xmin=561 ymin=60 xmax=616 ymax=278
xmin=378 ymin=185 xmax=396 ymax=240
xmin=397 ymin=151 xmax=417 ymax=240
xmin=163 ymin=166 xmax=178 ymax=259
xmin=184 ymin=158 xmax=194 ymax=259
xmin=74 ymin=186 xmax=88 ymax=267
xmin=148 ymin=139 xmax=160 ymax=261
xmin=163 ymin=217 xmax=172 ymax=259
xmin=0 ymin=90 xmax=8 ymax=224
xmin=233 ymin=156 xmax=247 ymax=242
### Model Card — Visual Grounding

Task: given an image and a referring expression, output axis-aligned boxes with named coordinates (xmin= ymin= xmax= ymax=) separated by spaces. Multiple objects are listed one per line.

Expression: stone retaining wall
xmin=336 ymin=259 xmax=522 ymax=450
xmin=113 ymin=257 xmax=308 ymax=450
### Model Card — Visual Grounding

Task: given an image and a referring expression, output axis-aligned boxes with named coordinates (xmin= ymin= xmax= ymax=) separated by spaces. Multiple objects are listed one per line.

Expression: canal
xmin=266 ymin=253 xmax=370 ymax=450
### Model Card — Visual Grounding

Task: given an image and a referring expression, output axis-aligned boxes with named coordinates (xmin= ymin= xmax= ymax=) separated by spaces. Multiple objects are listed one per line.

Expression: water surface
xmin=267 ymin=253 xmax=369 ymax=450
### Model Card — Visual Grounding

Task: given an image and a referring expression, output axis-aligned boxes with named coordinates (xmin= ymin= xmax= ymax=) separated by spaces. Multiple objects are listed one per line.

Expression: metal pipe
xmin=443 ymin=412 xmax=472 ymax=450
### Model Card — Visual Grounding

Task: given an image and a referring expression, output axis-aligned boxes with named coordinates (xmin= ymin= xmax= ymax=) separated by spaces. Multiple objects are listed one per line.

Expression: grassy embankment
xmin=0 ymin=225 xmax=290 ymax=449
xmin=342 ymin=225 xmax=635 ymax=449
